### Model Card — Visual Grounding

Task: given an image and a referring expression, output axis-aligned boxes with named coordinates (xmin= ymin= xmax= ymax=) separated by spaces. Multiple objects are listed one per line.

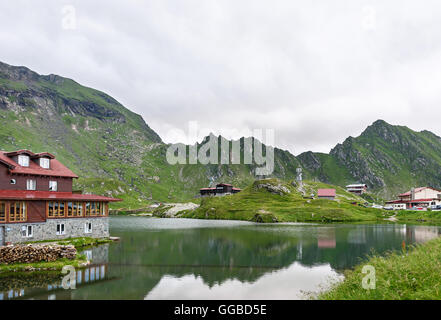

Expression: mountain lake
xmin=1 ymin=217 xmax=440 ymax=300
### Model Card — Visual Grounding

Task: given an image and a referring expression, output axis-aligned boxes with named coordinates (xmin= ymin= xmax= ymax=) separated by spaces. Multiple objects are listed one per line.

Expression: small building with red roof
xmin=0 ymin=150 xmax=121 ymax=244
xmin=317 ymin=189 xmax=336 ymax=200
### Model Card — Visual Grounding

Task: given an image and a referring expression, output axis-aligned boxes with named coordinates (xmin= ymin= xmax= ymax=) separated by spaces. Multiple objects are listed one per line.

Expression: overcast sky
xmin=1 ymin=1 xmax=441 ymax=155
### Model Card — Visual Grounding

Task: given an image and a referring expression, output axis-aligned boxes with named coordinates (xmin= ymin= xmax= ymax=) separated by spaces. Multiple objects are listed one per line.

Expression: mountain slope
xmin=0 ymin=61 xmax=305 ymax=208
xmin=299 ymin=120 xmax=441 ymax=198
xmin=2 ymin=61 xmax=440 ymax=205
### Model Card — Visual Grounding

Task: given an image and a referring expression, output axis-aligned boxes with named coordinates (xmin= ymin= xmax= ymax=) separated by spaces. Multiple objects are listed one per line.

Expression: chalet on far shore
xmin=200 ymin=183 xmax=241 ymax=197
xmin=386 ymin=187 xmax=441 ymax=210
xmin=346 ymin=184 xmax=368 ymax=195
xmin=0 ymin=150 xmax=121 ymax=245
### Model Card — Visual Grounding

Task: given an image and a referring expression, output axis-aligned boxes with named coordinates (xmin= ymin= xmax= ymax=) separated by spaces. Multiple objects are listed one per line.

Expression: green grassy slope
xmin=184 ymin=178 xmax=387 ymax=223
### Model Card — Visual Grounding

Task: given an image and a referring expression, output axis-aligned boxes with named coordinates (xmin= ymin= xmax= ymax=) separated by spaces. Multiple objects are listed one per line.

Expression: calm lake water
xmin=1 ymin=217 xmax=441 ymax=300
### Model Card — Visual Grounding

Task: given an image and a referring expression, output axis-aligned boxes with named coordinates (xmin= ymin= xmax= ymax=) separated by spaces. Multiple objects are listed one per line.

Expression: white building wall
xmin=415 ymin=188 xmax=441 ymax=200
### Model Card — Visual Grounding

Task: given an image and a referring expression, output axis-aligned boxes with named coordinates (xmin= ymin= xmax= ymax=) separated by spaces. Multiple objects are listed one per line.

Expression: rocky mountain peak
xmin=0 ymin=61 xmax=40 ymax=82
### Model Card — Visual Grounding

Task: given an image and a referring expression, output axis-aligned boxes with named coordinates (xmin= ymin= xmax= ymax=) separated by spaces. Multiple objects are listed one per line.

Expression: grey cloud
xmin=1 ymin=0 xmax=441 ymax=155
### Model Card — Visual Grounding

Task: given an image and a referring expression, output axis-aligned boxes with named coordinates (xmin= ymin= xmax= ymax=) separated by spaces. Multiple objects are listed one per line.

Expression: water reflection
xmin=1 ymin=218 xmax=440 ymax=300
xmin=145 ymin=263 xmax=341 ymax=300
xmin=0 ymin=245 xmax=110 ymax=300
xmin=317 ymin=227 xmax=336 ymax=248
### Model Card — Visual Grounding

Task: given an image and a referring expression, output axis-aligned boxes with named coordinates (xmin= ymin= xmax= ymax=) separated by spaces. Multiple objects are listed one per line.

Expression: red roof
xmin=398 ymin=187 xmax=441 ymax=197
xmin=0 ymin=190 xmax=121 ymax=202
xmin=0 ymin=151 xmax=78 ymax=178
xmin=398 ymin=187 xmax=427 ymax=197
xmin=317 ymin=189 xmax=336 ymax=197
xmin=386 ymin=198 xmax=438 ymax=204
xmin=32 ymin=152 xmax=55 ymax=159
xmin=4 ymin=149 xmax=36 ymax=157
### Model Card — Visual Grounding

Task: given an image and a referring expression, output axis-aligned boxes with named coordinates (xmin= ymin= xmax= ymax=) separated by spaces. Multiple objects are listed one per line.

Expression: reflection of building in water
xmin=395 ymin=224 xmax=407 ymax=235
xmin=347 ymin=227 xmax=367 ymax=244
xmin=317 ymin=228 xmax=336 ymax=248
xmin=81 ymin=243 xmax=109 ymax=265
xmin=372 ymin=224 xmax=405 ymax=243
xmin=296 ymin=241 xmax=303 ymax=260
xmin=0 ymin=264 xmax=108 ymax=300
xmin=0 ymin=244 xmax=110 ymax=300
xmin=0 ymin=289 xmax=24 ymax=300
xmin=406 ymin=226 xmax=440 ymax=243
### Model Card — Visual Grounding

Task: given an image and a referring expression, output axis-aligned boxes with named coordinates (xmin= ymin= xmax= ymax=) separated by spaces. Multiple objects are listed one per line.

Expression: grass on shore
xmin=395 ymin=210 xmax=441 ymax=224
xmin=25 ymin=237 xmax=113 ymax=248
xmin=0 ymin=254 xmax=88 ymax=273
xmin=319 ymin=237 xmax=441 ymax=300
xmin=56 ymin=237 xmax=113 ymax=248
xmin=183 ymin=179 xmax=389 ymax=223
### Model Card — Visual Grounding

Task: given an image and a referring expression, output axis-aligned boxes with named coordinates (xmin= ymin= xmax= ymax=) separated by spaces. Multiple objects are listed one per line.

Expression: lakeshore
xmin=0 ymin=237 xmax=113 ymax=273
xmin=319 ymin=236 xmax=441 ymax=300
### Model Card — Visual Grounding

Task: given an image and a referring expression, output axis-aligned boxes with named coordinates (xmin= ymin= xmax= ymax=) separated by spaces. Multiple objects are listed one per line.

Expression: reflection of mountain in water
xmin=75 ymin=223 xmax=441 ymax=299
xmin=2 ymin=222 xmax=440 ymax=300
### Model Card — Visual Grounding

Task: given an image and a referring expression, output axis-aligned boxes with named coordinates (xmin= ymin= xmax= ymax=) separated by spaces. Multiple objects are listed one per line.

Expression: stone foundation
xmin=2 ymin=217 xmax=109 ymax=244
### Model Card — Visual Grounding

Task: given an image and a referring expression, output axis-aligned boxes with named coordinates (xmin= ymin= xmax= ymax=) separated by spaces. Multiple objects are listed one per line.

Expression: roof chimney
xmin=411 ymin=187 xmax=416 ymax=201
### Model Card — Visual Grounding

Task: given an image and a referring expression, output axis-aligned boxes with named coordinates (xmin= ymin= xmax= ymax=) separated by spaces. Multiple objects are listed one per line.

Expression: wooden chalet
xmin=199 ymin=183 xmax=242 ymax=197
xmin=345 ymin=184 xmax=368 ymax=195
xmin=0 ymin=150 xmax=121 ymax=245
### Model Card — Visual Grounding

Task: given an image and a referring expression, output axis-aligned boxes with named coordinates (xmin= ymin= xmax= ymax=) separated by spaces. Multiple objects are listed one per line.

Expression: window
xmin=26 ymin=179 xmax=36 ymax=191
xmin=10 ymin=179 xmax=16 ymax=185
xmin=56 ymin=223 xmax=65 ymax=235
xmin=101 ymin=203 xmax=107 ymax=216
xmin=67 ymin=202 xmax=73 ymax=216
xmin=49 ymin=181 xmax=58 ymax=191
xmin=48 ymin=202 xmax=66 ymax=218
xmin=75 ymin=202 xmax=83 ymax=217
xmin=9 ymin=202 xmax=26 ymax=222
xmin=18 ymin=155 xmax=29 ymax=167
xmin=84 ymin=202 xmax=107 ymax=216
xmin=21 ymin=225 xmax=33 ymax=238
xmin=48 ymin=202 xmax=54 ymax=217
xmin=40 ymin=158 xmax=50 ymax=169
xmin=85 ymin=202 xmax=91 ymax=216
xmin=67 ymin=202 xmax=83 ymax=217
xmin=91 ymin=202 xmax=97 ymax=215
xmin=0 ymin=202 xmax=6 ymax=222
xmin=85 ymin=222 xmax=92 ymax=234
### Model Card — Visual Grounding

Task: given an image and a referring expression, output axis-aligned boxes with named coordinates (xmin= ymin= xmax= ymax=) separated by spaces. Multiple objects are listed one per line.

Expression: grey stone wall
xmin=2 ymin=217 xmax=109 ymax=244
